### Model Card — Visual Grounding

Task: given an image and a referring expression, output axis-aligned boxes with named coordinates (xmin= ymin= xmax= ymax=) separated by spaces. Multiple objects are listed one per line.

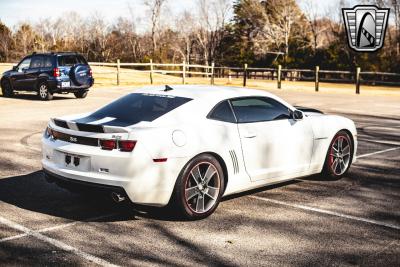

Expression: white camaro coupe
xmin=42 ymin=85 xmax=357 ymax=219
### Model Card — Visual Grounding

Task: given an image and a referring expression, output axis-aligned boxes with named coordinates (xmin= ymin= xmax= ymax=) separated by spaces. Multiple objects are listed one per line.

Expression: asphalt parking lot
xmin=0 ymin=87 xmax=399 ymax=266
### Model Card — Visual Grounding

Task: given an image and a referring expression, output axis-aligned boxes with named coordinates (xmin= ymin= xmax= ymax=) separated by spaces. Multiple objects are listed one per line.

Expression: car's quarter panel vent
xmin=229 ymin=150 xmax=239 ymax=174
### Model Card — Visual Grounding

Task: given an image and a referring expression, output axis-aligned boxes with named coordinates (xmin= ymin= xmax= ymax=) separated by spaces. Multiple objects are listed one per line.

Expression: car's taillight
xmin=53 ymin=67 xmax=60 ymax=77
xmin=118 ymin=140 xmax=136 ymax=152
xmin=99 ymin=139 xmax=136 ymax=152
xmin=89 ymin=68 xmax=92 ymax=76
xmin=99 ymin=139 xmax=117 ymax=150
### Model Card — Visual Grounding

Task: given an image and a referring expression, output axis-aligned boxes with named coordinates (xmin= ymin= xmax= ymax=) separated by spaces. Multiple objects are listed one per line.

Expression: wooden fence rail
xmin=89 ymin=60 xmax=214 ymax=85
xmin=215 ymin=64 xmax=400 ymax=94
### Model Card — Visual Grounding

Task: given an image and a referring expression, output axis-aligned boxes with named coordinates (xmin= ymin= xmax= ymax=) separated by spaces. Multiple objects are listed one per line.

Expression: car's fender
xmin=307 ymin=114 xmax=357 ymax=172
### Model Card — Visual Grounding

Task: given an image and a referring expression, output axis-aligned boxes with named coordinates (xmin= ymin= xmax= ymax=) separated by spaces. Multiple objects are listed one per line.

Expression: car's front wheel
xmin=38 ymin=82 xmax=53 ymax=101
xmin=1 ymin=80 xmax=14 ymax=97
xmin=171 ymin=154 xmax=225 ymax=220
xmin=322 ymin=130 xmax=353 ymax=179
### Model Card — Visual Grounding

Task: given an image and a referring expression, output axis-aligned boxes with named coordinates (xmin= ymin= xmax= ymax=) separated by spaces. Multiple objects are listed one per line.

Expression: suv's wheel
xmin=321 ymin=130 xmax=353 ymax=179
xmin=74 ymin=90 xmax=88 ymax=99
xmin=171 ymin=154 xmax=225 ymax=220
xmin=38 ymin=82 xmax=53 ymax=101
xmin=1 ymin=80 xmax=14 ymax=97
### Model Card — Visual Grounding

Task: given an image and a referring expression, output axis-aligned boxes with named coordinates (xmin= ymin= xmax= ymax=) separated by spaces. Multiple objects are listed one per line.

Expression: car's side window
xmin=43 ymin=56 xmax=53 ymax=68
xmin=30 ymin=56 xmax=44 ymax=69
xmin=17 ymin=57 xmax=31 ymax=72
xmin=230 ymin=97 xmax=291 ymax=123
xmin=208 ymin=100 xmax=236 ymax=123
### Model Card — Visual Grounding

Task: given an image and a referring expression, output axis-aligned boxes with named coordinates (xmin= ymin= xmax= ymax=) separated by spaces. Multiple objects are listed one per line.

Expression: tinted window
xmin=30 ymin=56 xmax=43 ymax=69
xmin=43 ymin=56 xmax=53 ymax=67
xmin=231 ymin=97 xmax=290 ymax=123
xmin=208 ymin=101 xmax=236 ymax=123
xmin=58 ymin=55 xmax=77 ymax=66
xmin=74 ymin=93 xmax=192 ymax=127
xmin=18 ymin=57 xmax=31 ymax=71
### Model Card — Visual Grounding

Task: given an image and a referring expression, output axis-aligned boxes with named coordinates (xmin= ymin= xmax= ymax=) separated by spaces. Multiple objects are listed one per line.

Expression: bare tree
xmin=144 ymin=0 xmax=167 ymax=58
xmin=194 ymin=0 xmax=231 ymax=64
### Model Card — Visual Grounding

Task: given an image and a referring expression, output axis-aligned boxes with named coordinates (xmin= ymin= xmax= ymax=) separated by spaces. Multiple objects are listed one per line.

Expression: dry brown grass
xmin=1 ymin=64 xmax=400 ymax=97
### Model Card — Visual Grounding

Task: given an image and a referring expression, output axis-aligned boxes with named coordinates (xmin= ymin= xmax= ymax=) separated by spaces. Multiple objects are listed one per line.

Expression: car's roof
xmin=29 ymin=52 xmax=81 ymax=56
xmin=135 ymin=85 xmax=277 ymax=102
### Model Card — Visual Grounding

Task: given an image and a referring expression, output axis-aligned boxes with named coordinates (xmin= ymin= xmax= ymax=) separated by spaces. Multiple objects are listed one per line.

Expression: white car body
xmin=42 ymin=85 xmax=357 ymax=206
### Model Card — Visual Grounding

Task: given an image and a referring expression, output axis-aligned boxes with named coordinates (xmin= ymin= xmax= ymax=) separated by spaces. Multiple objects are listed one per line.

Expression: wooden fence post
xmin=149 ymin=59 xmax=153 ymax=84
xmin=315 ymin=65 xmax=319 ymax=92
xmin=356 ymin=67 xmax=361 ymax=94
xmin=117 ymin=59 xmax=120 ymax=86
xmin=211 ymin=62 xmax=215 ymax=85
xmin=243 ymin=63 xmax=248 ymax=87
xmin=277 ymin=64 xmax=282 ymax=89
xmin=182 ymin=60 xmax=186 ymax=84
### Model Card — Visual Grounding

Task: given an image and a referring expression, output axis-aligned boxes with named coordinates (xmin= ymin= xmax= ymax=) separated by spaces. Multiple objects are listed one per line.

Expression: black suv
xmin=1 ymin=52 xmax=94 ymax=100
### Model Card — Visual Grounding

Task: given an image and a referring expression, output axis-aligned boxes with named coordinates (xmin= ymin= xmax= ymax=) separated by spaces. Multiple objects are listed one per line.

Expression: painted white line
xmin=0 ymin=216 xmax=120 ymax=267
xmin=249 ymin=196 xmax=400 ymax=230
xmin=0 ymin=212 xmax=117 ymax=244
xmin=357 ymin=147 xmax=400 ymax=159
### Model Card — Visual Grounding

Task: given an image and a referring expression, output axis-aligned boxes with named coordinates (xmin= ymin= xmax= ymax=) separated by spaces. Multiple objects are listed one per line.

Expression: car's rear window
xmin=58 ymin=55 xmax=88 ymax=66
xmin=74 ymin=93 xmax=192 ymax=126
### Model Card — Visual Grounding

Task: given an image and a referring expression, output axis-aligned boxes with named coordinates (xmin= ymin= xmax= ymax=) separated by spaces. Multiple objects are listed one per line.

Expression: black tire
xmin=74 ymin=90 xmax=88 ymax=98
xmin=171 ymin=154 xmax=225 ymax=220
xmin=1 ymin=79 xmax=14 ymax=98
xmin=321 ymin=130 xmax=353 ymax=179
xmin=37 ymin=82 xmax=53 ymax=101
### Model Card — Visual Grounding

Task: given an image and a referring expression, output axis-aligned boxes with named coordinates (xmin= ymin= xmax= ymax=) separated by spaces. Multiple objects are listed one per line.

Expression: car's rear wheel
xmin=322 ymin=131 xmax=353 ymax=179
xmin=172 ymin=154 xmax=225 ymax=220
xmin=1 ymin=80 xmax=14 ymax=97
xmin=38 ymin=82 xmax=53 ymax=101
xmin=74 ymin=90 xmax=88 ymax=99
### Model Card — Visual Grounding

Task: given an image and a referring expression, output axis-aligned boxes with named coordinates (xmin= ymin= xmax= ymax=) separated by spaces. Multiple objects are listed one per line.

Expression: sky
xmin=0 ymin=0 xmax=359 ymax=30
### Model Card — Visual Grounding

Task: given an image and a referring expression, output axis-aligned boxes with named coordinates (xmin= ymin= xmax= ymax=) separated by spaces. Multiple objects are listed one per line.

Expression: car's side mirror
xmin=12 ymin=66 xmax=17 ymax=71
xmin=292 ymin=110 xmax=304 ymax=120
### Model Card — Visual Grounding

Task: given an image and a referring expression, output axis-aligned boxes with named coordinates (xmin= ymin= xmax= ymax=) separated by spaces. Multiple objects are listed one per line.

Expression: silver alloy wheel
xmin=39 ymin=84 xmax=48 ymax=99
xmin=329 ymin=135 xmax=351 ymax=175
xmin=184 ymin=162 xmax=221 ymax=214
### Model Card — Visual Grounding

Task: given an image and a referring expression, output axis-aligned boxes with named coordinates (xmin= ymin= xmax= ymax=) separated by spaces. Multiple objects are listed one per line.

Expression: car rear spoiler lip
xmin=50 ymin=118 xmax=130 ymax=133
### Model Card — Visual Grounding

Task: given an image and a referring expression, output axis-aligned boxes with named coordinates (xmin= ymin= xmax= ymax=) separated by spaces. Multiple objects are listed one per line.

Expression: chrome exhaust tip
xmin=111 ymin=192 xmax=126 ymax=203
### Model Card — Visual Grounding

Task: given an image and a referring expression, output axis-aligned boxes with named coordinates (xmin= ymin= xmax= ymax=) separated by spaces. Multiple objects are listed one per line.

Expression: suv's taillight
xmin=53 ymin=68 xmax=60 ymax=77
xmin=89 ymin=68 xmax=92 ymax=76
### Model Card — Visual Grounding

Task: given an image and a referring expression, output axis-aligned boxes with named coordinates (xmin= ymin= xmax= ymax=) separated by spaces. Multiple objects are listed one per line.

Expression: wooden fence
xmin=215 ymin=65 xmax=400 ymax=94
xmin=89 ymin=60 xmax=215 ymax=85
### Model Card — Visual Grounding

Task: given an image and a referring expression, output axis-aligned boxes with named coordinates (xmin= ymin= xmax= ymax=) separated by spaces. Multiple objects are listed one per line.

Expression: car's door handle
xmin=243 ymin=132 xmax=257 ymax=138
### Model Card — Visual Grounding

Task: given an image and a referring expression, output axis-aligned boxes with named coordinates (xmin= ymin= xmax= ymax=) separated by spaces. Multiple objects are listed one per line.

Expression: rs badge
xmin=342 ymin=5 xmax=389 ymax=52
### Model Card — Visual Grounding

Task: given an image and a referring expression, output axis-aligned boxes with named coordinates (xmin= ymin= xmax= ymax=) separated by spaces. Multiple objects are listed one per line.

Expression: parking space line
xmin=0 ymin=215 xmax=120 ymax=267
xmin=0 ymin=212 xmax=117 ymax=244
xmin=249 ymin=196 xmax=400 ymax=230
xmin=357 ymin=147 xmax=400 ymax=159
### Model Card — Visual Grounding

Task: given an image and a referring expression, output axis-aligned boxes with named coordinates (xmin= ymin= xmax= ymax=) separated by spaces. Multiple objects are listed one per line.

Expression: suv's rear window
xmin=74 ymin=93 xmax=192 ymax=126
xmin=58 ymin=55 xmax=88 ymax=66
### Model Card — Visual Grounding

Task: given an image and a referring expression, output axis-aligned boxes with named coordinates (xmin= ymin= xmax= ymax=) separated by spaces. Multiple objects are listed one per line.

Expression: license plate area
xmin=63 ymin=153 xmax=90 ymax=171
xmin=61 ymin=81 xmax=70 ymax=88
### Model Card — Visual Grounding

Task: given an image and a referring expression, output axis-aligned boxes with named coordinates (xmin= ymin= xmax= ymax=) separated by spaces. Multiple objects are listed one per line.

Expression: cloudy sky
xmin=0 ymin=0 xmax=359 ymax=30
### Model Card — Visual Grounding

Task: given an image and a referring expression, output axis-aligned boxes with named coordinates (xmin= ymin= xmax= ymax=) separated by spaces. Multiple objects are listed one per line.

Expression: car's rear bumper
xmin=42 ymin=136 xmax=185 ymax=207
xmin=48 ymin=78 xmax=94 ymax=93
